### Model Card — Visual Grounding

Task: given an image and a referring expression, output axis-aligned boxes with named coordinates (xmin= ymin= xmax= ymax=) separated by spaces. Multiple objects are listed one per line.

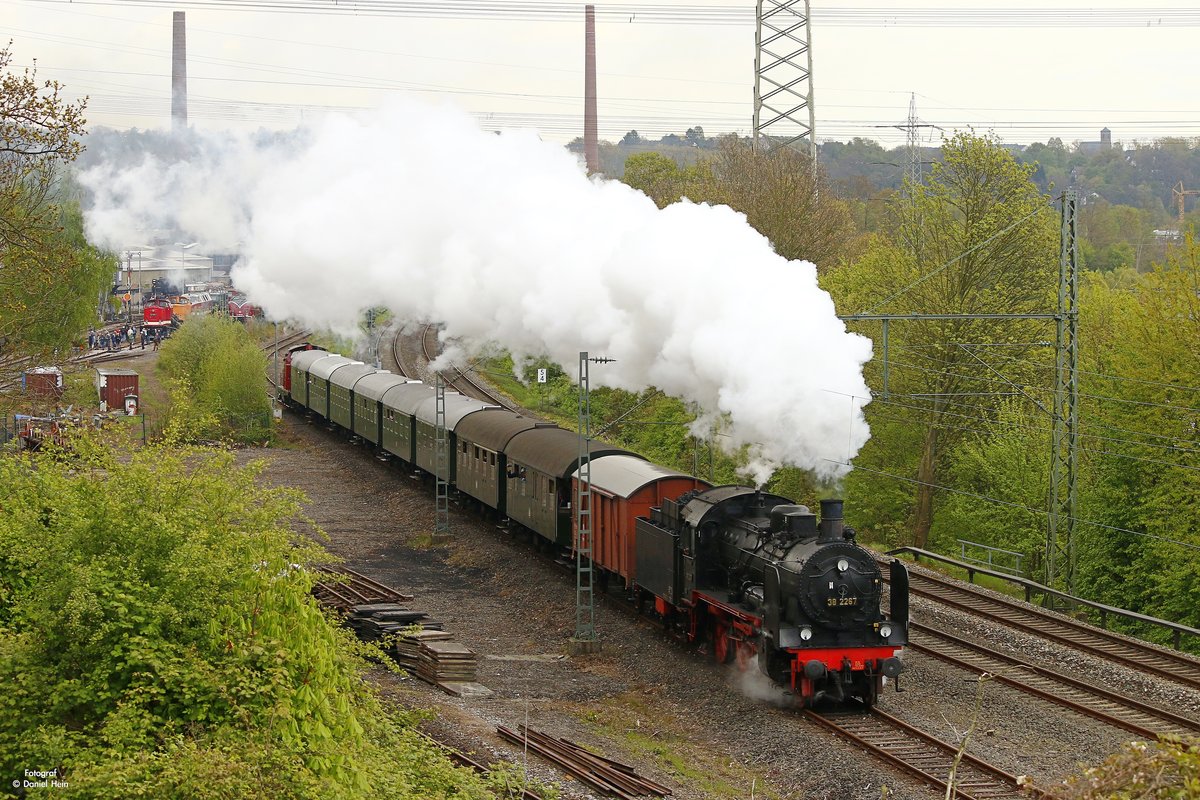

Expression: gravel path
xmin=243 ymin=415 xmax=1200 ymax=800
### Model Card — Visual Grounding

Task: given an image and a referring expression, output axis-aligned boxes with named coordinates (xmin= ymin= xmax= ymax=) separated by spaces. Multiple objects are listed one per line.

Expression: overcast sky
xmin=5 ymin=0 xmax=1200 ymax=148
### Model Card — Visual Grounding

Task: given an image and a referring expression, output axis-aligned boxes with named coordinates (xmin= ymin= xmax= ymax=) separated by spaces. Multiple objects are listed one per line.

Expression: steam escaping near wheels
xmin=79 ymin=98 xmax=873 ymax=480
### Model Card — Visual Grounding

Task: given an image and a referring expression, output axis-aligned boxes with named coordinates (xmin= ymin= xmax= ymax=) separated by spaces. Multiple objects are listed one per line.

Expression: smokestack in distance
xmin=584 ymin=5 xmax=599 ymax=174
xmin=172 ymin=11 xmax=187 ymax=131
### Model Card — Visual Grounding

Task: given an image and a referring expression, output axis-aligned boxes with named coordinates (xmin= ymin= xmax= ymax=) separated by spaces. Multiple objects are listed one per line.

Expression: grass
xmin=572 ymin=689 xmax=779 ymax=800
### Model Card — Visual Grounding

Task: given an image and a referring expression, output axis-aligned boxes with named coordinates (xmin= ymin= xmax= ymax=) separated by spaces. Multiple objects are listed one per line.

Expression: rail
xmin=887 ymin=546 xmax=1200 ymax=651
xmin=911 ymin=622 xmax=1200 ymax=740
xmin=804 ymin=707 xmax=1027 ymax=800
xmin=419 ymin=324 xmax=522 ymax=413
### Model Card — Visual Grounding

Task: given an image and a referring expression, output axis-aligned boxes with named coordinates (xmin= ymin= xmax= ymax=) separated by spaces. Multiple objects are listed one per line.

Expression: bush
xmin=1056 ymin=737 xmax=1200 ymax=799
xmin=158 ymin=316 xmax=273 ymax=443
xmin=0 ymin=439 xmax=494 ymax=798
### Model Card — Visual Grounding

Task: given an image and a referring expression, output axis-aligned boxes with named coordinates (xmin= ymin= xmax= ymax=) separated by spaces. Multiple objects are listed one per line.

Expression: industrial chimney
xmin=584 ymin=5 xmax=599 ymax=174
xmin=172 ymin=11 xmax=187 ymax=131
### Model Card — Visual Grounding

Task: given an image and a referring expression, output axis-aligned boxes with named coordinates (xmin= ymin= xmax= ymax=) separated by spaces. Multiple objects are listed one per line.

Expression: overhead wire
xmin=19 ymin=1 xmax=1200 ymax=27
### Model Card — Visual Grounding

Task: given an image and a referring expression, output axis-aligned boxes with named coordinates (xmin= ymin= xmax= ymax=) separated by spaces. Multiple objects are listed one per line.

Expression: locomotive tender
xmin=283 ymin=344 xmax=909 ymax=708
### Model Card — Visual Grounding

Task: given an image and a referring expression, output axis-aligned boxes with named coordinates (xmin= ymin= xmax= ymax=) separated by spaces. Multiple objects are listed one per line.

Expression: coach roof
xmin=454 ymin=408 xmax=550 ymax=452
xmin=289 ymin=349 xmax=329 ymax=373
xmin=380 ymin=382 xmax=434 ymax=416
xmin=329 ymin=363 xmax=377 ymax=390
xmin=310 ymin=355 xmax=359 ymax=380
xmin=570 ymin=454 xmax=696 ymax=499
xmin=414 ymin=393 xmax=497 ymax=430
xmin=354 ymin=371 xmax=413 ymax=402
xmin=505 ymin=426 xmax=638 ymax=481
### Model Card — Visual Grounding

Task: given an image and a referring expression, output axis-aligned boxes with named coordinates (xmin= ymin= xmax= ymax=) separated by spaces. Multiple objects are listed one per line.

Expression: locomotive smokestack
xmin=172 ymin=11 xmax=187 ymax=131
xmin=583 ymin=4 xmax=599 ymax=174
xmin=818 ymin=499 xmax=845 ymax=543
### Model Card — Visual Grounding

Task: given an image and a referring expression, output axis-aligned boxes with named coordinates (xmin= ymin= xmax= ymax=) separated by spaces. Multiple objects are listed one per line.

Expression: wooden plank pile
xmin=497 ymin=725 xmax=671 ymax=799
xmin=394 ymin=633 xmax=480 ymax=684
xmin=311 ymin=567 xmax=489 ymax=697
xmin=349 ymin=604 xmax=444 ymax=642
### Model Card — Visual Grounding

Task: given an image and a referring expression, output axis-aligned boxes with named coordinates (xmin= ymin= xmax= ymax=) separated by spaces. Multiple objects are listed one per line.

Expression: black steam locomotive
xmin=635 ymin=488 xmax=908 ymax=707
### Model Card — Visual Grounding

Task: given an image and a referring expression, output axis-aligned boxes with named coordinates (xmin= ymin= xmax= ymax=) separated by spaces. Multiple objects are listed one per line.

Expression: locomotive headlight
xmin=879 ymin=624 xmax=893 ymax=638
xmin=800 ymin=626 xmax=813 ymax=641
xmin=837 ymin=558 xmax=849 ymax=572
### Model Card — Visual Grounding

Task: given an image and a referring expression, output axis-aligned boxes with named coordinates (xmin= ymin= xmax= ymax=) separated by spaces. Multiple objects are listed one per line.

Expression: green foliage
xmin=0 ymin=439 xmax=496 ymax=798
xmin=158 ymin=316 xmax=273 ymax=443
xmin=622 ymin=138 xmax=856 ymax=267
xmin=1058 ymin=736 xmax=1200 ymax=799
xmin=1069 ymin=236 xmax=1200 ymax=636
xmin=824 ymin=132 xmax=1058 ymax=548
xmin=928 ymin=401 xmax=1049 ymax=573
xmin=621 ymin=152 xmax=711 ymax=209
xmin=0 ymin=44 xmax=106 ymax=361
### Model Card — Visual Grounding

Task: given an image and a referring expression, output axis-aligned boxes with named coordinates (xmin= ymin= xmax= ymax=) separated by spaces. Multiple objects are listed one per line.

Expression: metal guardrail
xmin=886 ymin=546 xmax=1200 ymax=651
xmin=957 ymin=538 xmax=1024 ymax=575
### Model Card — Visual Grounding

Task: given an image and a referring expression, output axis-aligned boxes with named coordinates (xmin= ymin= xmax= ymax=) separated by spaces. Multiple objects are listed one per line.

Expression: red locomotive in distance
xmin=142 ymin=297 xmax=176 ymax=329
xmin=227 ymin=294 xmax=262 ymax=321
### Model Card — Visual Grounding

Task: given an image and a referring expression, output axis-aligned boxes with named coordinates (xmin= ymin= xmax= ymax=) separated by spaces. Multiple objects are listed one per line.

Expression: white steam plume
xmin=80 ymin=99 xmax=872 ymax=481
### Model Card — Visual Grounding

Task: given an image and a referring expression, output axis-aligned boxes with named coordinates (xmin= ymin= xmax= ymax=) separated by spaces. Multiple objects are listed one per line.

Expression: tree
xmin=0 ymin=440 xmax=502 ymax=798
xmin=620 ymin=130 xmax=642 ymax=146
xmin=157 ymin=316 xmax=274 ymax=442
xmin=623 ymin=138 xmax=856 ymax=267
xmin=697 ymin=137 xmax=855 ymax=266
xmin=827 ymin=132 xmax=1058 ymax=548
xmin=1072 ymin=236 xmax=1200 ymax=633
xmin=0 ymin=44 xmax=110 ymax=361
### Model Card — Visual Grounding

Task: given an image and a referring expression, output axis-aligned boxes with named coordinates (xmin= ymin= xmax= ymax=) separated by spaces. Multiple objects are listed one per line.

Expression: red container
xmin=95 ymin=368 xmax=139 ymax=412
xmin=572 ymin=454 xmax=709 ymax=583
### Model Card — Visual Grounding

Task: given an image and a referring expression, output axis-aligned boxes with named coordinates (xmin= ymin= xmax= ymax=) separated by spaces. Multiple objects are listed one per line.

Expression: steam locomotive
xmin=637 ymin=489 xmax=908 ymax=707
xmin=284 ymin=344 xmax=909 ymax=708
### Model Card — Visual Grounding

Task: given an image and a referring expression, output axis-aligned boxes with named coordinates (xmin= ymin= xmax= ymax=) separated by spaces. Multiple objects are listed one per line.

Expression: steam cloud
xmin=80 ymin=99 xmax=873 ymax=481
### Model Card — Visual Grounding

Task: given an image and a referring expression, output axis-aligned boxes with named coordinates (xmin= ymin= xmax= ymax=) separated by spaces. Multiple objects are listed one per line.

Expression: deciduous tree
xmin=0 ymin=43 xmax=111 ymax=361
xmin=827 ymin=132 xmax=1058 ymax=548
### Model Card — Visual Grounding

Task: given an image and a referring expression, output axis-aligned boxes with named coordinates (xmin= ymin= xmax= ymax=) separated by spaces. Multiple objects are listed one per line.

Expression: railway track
xmin=312 ymin=565 xmax=414 ymax=612
xmin=419 ymin=324 xmax=520 ymax=410
xmin=900 ymin=568 xmax=1200 ymax=693
xmin=805 ymin=707 xmax=1026 ymax=800
xmin=911 ymin=621 xmax=1200 ymax=740
xmin=389 ymin=322 xmax=524 ymax=414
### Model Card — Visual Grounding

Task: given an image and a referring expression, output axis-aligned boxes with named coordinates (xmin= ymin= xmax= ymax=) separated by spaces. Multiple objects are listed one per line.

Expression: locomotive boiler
xmin=635 ymin=488 xmax=908 ymax=707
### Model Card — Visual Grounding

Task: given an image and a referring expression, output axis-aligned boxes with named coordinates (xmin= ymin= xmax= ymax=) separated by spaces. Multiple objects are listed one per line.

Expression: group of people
xmin=87 ymin=325 xmax=165 ymax=353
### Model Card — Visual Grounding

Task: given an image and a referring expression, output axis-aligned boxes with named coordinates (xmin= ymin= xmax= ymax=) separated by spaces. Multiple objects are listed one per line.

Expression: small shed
xmin=96 ymin=368 xmax=139 ymax=413
xmin=24 ymin=367 xmax=64 ymax=404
